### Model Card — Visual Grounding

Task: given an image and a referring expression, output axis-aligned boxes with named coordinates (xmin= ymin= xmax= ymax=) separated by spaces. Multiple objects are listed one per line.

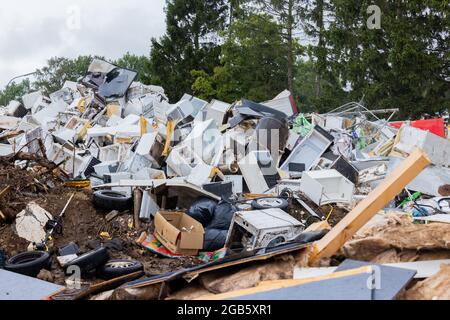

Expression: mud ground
xmin=0 ymin=163 xmax=200 ymax=286
xmin=0 ymin=161 xmax=349 ymax=287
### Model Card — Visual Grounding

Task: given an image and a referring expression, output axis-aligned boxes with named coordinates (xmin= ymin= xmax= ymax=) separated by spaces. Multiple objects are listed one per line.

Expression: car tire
xmin=251 ymin=197 xmax=289 ymax=211
xmin=4 ymin=251 xmax=51 ymax=277
xmin=97 ymin=259 xmax=144 ymax=280
xmin=66 ymin=247 xmax=109 ymax=274
xmin=93 ymin=190 xmax=132 ymax=211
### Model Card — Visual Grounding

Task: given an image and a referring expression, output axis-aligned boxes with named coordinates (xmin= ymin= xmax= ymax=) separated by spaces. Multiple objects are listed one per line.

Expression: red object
xmin=289 ymin=94 xmax=298 ymax=114
xmin=389 ymin=118 xmax=445 ymax=138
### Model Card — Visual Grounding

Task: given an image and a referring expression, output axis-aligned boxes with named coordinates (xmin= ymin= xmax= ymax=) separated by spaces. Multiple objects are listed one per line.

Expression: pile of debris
xmin=0 ymin=59 xmax=449 ymax=300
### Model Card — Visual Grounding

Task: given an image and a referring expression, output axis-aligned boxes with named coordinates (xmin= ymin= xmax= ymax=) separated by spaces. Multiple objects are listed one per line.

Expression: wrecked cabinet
xmin=183 ymin=119 xmax=223 ymax=166
xmin=225 ymin=209 xmax=304 ymax=251
xmin=238 ymin=150 xmax=280 ymax=194
xmin=392 ymin=125 xmax=450 ymax=167
xmin=166 ymin=145 xmax=205 ymax=178
xmin=300 ymin=169 xmax=355 ymax=206
xmin=280 ymin=126 xmax=334 ymax=176
xmin=83 ymin=59 xmax=137 ymax=100
xmin=205 ymin=99 xmax=232 ymax=127
xmin=261 ymin=90 xmax=297 ymax=117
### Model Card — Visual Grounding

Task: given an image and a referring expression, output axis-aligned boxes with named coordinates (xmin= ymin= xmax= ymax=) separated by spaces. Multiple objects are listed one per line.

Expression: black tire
xmin=97 ymin=259 xmax=144 ymax=280
xmin=93 ymin=190 xmax=132 ymax=211
xmin=251 ymin=197 xmax=289 ymax=211
xmin=4 ymin=251 xmax=51 ymax=277
xmin=66 ymin=247 xmax=109 ymax=274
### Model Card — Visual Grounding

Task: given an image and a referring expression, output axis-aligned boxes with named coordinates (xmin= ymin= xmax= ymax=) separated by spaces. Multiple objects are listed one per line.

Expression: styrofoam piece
xmin=294 ymin=267 xmax=337 ymax=280
xmin=185 ymin=162 xmax=213 ymax=186
xmin=414 ymin=214 xmax=450 ymax=224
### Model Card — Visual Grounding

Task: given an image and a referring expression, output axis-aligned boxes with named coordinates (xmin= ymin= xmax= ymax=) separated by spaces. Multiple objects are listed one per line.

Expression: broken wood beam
xmin=309 ymin=148 xmax=431 ymax=264
xmin=133 ymin=188 xmax=143 ymax=229
xmin=6 ymin=152 xmax=57 ymax=170
xmin=0 ymin=185 xmax=11 ymax=198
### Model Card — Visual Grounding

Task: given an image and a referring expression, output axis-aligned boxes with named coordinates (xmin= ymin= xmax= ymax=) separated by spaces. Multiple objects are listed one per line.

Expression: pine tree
xmin=150 ymin=0 xmax=229 ymax=101
xmin=192 ymin=13 xmax=289 ymax=102
xmin=254 ymin=0 xmax=304 ymax=95
xmin=326 ymin=0 xmax=449 ymax=117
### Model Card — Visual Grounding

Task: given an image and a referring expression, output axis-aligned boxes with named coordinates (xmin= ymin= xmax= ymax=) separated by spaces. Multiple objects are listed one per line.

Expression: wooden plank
xmin=49 ymin=271 xmax=144 ymax=300
xmin=124 ymin=243 xmax=309 ymax=290
xmin=133 ymin=188 xmax=143 ymax=229
xmin=0 ymin=185 xmax=11 ymax=198
xmin=309 ymin=148 xmax=431 ymax=264
xmin=0 ymin=186 xmax=11 ymax=221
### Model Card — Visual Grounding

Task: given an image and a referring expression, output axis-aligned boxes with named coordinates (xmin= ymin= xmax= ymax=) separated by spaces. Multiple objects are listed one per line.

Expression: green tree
xmin=294 ymin=59 xmax=348 ymax=113
xmin=326 ymin=0 xmax=449 ymax=117
xmin=253 ymin=0 xmax=305 ymax=95
xmin=298 ymin=0 xmax=333 ymax=98
xmin=33 ymin=56 xmax=97 ymax=94
xmin=114 ymin=53 xmax=152 ymax=84
xmin=192 ymin=13 xmax=289 ymax=102
xmin=0 ymin=79 xmax=32 ymax=107
xmin=150 ymin=0 xmax=229 ymax=102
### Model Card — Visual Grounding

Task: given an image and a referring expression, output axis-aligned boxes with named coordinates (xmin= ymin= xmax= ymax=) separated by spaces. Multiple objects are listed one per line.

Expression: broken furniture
xmin=300 ymin=169 xmax=355 ymax=206
xmin=238 ymin=150 xmax=280 ymax=194
xmin=309 ymin=149 xmax=431 ymax=263
xmin=280 ymin=125 xmax=334 ymax=176
xmin=225 ymin=208 xmax=305 ymax=252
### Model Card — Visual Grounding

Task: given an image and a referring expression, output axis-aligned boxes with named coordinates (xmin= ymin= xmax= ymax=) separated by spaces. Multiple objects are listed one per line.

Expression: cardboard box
xmin=154 ymin=211 xmax=204 ymax=256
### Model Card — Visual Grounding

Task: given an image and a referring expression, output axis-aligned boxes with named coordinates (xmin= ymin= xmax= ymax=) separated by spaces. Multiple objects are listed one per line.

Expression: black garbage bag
xmin=203 ymin=228 xmax=228 ymax=252
xmin=207 ymin=200 xmax=237 ymax=230
xmin=187 ymin=197 xmax=218 ymax=227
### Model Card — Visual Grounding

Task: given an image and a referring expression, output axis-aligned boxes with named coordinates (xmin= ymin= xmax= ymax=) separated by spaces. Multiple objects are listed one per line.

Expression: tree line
xmin=1 ymin=0 xmax=448 ymax=118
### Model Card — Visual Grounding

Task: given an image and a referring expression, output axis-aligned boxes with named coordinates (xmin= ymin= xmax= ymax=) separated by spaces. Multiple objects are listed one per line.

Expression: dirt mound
xmin=0 ymin=163 xmax=200 ymax=286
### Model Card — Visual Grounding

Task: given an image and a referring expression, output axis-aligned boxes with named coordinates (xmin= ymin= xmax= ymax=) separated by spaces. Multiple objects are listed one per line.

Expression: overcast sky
xmin=0 ymin=0 xmax=166 ymax=88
